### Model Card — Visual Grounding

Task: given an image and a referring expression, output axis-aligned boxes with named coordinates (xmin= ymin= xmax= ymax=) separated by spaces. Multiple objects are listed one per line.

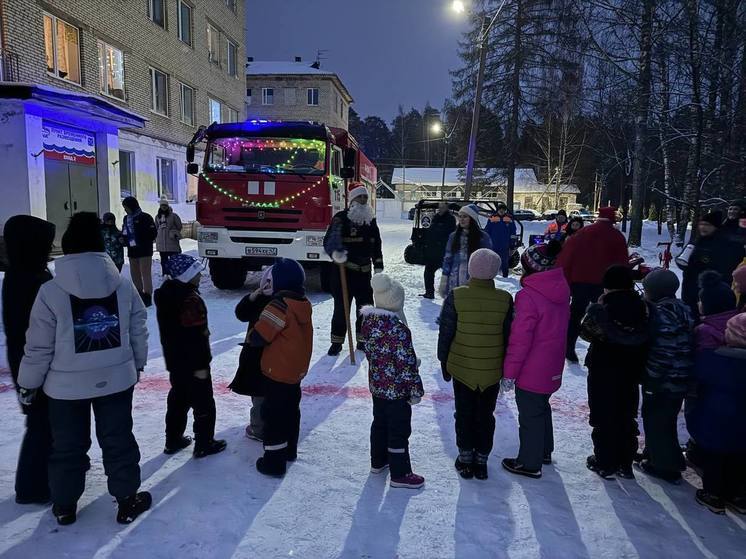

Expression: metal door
xmin=44 ymin=161 xmax=99 ymax=244
xmin=68 ymin=164 xmax=98 ymax=214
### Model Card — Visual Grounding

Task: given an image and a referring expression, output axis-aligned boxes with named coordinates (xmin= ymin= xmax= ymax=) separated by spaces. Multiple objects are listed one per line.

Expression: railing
xmin=0 ymin=49 xmax=20 ymax=82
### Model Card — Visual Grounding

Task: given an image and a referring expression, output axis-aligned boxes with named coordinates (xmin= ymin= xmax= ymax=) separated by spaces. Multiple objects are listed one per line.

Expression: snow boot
xmin=695 ymin=490 xmax=726 ymax=515
xmin=473 ymin=453 xmax=489 ymax=480
xmin=327 ymin=343 xmax=343 ymax=356
xmin=419 ymin=292 xmax=435 ymax=300
xmin=565 ymin=348 xmax=579 ymax=364
xmin=501 ymin=458 xmax=542 ymax=479
xmin=193 ymin=439 xmax=227 ymax=459
xmin=164 ymin=435 xmax=192 ymax=455
xmin=390 ymin=472 xmax=425 ymax=489
xmin=455 ymin=457 xmax=474 ymax=480
xmin=116 ymin=492 xmax=152 ymax=524
xmin=245 ymin=425 xmax=263 ymax=442
xmin=371 ymin=463 xmax=389 ymax=474
xmin=256 ymin=456 xmax=286 ymax=478
xmin=725 ymin=496 xmax=746 ymax=515
xmin=637 ymin=460 xmax=682 ymax=484
xmin=586 ymin=455 xmax=615 ymax=480
xmin=616 ymin=465 xmax=635 ymax=480
xmin=543 ymin=453 xmax=553 ymax=465
xmin=52 ymin=504 xmax=77 ymax=526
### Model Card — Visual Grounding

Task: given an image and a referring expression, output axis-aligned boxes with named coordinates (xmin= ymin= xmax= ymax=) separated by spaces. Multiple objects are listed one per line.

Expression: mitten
xmin=17 ymin=387 xmax=36 ymax=407
xmin=441 ymin=362 xmax=451 ymax=382
xmin=332 ymin=250 xmax=348 ymax=264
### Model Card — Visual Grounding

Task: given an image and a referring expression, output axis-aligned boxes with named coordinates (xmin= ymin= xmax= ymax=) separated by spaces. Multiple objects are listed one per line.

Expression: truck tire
xmin=319 ymin=262 xmax=334 ymax=293
xmin=209 ymin=259 xmax=247 ymax=290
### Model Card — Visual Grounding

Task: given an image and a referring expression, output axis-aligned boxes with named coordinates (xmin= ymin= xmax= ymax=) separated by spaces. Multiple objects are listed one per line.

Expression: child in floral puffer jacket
xmin=361 ymin=273 xmax=425 ymax=489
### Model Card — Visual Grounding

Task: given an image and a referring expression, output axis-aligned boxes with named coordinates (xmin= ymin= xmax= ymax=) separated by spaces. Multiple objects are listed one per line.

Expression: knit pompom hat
xmin=698 ymin=270 xmax=736 ymax=316
xmin=468 ymin=248 xmax=501 ymax=280
xmin=521 ymin=240 xmax=562 ymax=276
xmin=271 ymin=258 xmax=306 ymax=295
xmin=642 ymin=268 xmax=680 ymax=302
xmin=371 ymin=273 xmax=406 ymax=323
xmin=458 ymin=204 xmax=481 ymax=225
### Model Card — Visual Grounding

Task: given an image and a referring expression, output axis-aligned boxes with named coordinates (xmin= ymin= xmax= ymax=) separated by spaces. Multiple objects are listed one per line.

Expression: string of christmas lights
xmin=201 ymin=173 xmax=324 ymax=209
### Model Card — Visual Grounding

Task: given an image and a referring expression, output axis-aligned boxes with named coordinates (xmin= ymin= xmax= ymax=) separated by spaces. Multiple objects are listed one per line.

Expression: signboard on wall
xmin=42 ymin=123 xmax=96 ymax=166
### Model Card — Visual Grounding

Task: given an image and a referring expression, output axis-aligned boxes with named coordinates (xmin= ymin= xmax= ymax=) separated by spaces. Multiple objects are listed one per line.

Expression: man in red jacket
xmin=557 ymin=207 xmax=629 ymax=363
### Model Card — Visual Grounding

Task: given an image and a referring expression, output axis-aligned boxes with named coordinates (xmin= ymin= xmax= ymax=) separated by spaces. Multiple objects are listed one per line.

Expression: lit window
xmin=149 ymin=67 xmax=169 ymax=115
xmin=180 ymin=83 xmax=195 ymax=126
xmin=149 ymin=0 xmax=166 ymax=28
xmin=157 ymin=157 xmax=176 ymax=201
xmin=43 ymin=13 xmax=81 ymax=84
xmin=207 ymin=24 xmax=220 ymax=64
xmin=227 ymin=39 xmax=238 ymax=76
xmin=262 ymin=88 xmax=274 ymax=105
xmin=98 ymin=42 xmax=125 ymax=100
xmin=178 ymin=1 xmax=192 ymax=45
xmin=209 ymin=98 xmax=221 ymax=123
xmin=119 ymin=151 xmax=136 ymax=198
xmin=307 ymin=88 xmax=319 ymax=106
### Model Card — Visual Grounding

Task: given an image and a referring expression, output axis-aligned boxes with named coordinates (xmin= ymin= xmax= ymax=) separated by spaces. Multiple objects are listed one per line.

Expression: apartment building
xmin=0 ymin=0 xmax=246 ymax=235
xmin=246 ymin=59 xmax=353 ymax=131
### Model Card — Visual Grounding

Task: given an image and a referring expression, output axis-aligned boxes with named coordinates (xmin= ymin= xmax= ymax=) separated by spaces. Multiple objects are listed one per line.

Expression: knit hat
xmin=459 ymin=203 xmax=481 ymax=224
xmin=271 ymin=258 xmax=305 ymax=294
xmin=642 ymin=268 xmax=680 ymax=302
xmin=468 ymin=248 xmax=501 ymax=280
xmin=348 ymin=182 xmax=368 ymax=202
xmin=700 ymin=211 xmax=723 ymax=228
xmin=698 ymin=270 xmax=736 ymax=316
xmin=598 ymin=207 xmax=618 ymax=222
xmin=371 ymin=273 xmax=406 ymax=321
xmin=521 ymin=240 xmax=562 ymax=275
xmin=603 ymin=264 xmax=635 ymax=291
xmin=61 ymin=212 xmax=105 ymax=255
xmin=166 ymin=254 xmax=203 ymax=283
xmin=725 ymin=313 xmax=746 ymax=348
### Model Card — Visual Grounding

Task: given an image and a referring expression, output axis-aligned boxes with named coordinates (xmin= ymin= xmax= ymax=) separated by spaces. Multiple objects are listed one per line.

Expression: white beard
xmin=348 ymin=201 xmax=375 ymax=226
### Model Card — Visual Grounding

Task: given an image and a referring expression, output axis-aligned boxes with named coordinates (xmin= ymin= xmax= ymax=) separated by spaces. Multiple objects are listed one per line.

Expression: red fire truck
xmin=187 ymin=120 xmax=377 ymax=289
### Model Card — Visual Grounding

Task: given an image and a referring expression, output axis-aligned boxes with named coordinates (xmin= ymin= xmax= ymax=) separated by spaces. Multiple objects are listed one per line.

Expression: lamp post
xmin=452 ymin=0 xmax=509 ymax=200
xmin=431 ymin=120 xmax=458 ymax=198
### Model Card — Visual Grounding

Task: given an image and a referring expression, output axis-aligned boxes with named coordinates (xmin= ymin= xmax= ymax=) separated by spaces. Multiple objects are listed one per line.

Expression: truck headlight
xmin=199 ymin=231 xmax=219 ymax=243
xmin=306 ymin=235 xmax=325 ymax=247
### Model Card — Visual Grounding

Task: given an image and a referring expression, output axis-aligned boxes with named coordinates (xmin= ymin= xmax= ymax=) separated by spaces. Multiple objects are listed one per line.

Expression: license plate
xmin=245 ymin=246 xmax=278 ymax=256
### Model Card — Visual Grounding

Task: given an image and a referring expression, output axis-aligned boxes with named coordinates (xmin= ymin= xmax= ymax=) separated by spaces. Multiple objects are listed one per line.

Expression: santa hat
xmin=166 ymin=254 xmax=203 ymax=283
xmin=458 ymin=203 xmax=481 ymax=224
xmin=597 ymin=207 xmax=618 ymax=222
xmin=468 ymin=248 xmax=501 ymax=280
xmin=371 ymin=273 xmax=406 ymax=323
xmin=348 ymin=182 xmax=368 ymax=202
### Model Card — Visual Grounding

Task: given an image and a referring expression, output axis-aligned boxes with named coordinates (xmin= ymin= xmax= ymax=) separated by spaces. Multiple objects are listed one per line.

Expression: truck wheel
xmin=319 ymin=262 xmax=334 ymax=293
xmin=209 ymin=259 xmax=247 ymax=290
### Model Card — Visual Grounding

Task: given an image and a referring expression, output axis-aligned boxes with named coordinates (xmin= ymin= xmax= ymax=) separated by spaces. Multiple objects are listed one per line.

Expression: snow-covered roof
xmin=246 ymin=61 xmax=353 ymax=102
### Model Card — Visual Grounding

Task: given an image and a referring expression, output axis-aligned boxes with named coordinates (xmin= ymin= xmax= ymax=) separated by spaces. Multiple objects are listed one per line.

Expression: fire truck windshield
xmin=205 ymin=137 xmax=327 ymax=176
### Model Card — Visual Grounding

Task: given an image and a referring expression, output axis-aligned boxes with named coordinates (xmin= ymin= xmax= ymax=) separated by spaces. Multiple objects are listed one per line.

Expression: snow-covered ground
xmin=0 ymin=219 xmax=743 ymax=559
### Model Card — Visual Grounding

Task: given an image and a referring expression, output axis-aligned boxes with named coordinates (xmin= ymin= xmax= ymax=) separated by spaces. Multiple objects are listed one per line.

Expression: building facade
xmin=0 ymin=0 xmax=246 ymax=234
xmin=245 ymin=60 xmax=352 ymax=130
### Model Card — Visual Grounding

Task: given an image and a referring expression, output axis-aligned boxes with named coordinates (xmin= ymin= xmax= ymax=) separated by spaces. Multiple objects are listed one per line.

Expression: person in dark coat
xmin=485 ymin=202 xmax=517 ymax=278
xmin=121 ymin=196 xmax=157 ymax=307
xmin=638 ymin=269 xmax=695 ymax=483
xmin=229 ymin=266 xmax=274 ymax=441
xmin=580 ymin=265 xmax=650 ymax=480
xmin=154 ymin=254 xmax=227 ymax=458
xmin=323 ymin=183 xmax=383 ymax=356
xmin=420 ymin=202 xmax=456 ymax=299
xmin=679 ymin=211 xmax=745 ymax=318
xmin=722 ymin=199 xmax=746 ymax=244
xmin=2 ymin=215 xmax=55 ymax=505
xmin=101 ymin=212 xmax=125 ymax=271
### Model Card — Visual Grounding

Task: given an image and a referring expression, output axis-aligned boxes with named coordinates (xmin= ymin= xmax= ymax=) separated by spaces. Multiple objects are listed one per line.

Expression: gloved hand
xmin=332 ymin=250 xmax=348 ymax=264
xmin=500 ymin=378 xmax=515 ymax=393
xmin=194 ymin=369 xmax=210 ymax=380
xmin=137 ymin=368 xmax=144 ymax=382
xmin=438 ymin=275 xmax=449 ymax=299
xmin=409 ymin=395 xmax=422 ymax=406
xmin=17 ymin=387 xmax=36 ymax=408
xmin=441 ymin=362 xmax=451 ymax=382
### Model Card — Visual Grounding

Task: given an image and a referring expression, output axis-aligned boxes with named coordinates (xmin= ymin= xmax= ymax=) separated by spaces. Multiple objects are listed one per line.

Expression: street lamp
xmin=452 ymin=0 xmax=509 ymax=201
xmin=431 ymin=122 xmax=443 ymax=135
xmin=432 ymin=119 xmax=459 ymax=197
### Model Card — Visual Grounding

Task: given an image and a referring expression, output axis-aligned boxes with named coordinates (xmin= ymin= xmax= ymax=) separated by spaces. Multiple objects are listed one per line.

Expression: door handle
xmin=64 ymin=201 xmax=69 ymax=210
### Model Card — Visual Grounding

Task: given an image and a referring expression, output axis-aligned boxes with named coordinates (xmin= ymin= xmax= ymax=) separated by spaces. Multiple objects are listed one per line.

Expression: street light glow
xmin=452 ymin=1 xmax=466 ymax=14
xmin=431 ymin=122 xmax=443 ymax=134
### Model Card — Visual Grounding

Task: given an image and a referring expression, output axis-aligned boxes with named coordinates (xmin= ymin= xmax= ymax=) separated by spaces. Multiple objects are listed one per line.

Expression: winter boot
xmin=473 ymin=453 xmax=489 ymax=480
xmin=501 ymin=458 xmax=542 ymax=479
xmin=370 ymin=462 xmax=389 ymax=474
xmin=616 ymin=465 xmax=635 ymax=480
xmin=586 ymin=455 xmax=615 ymax=480
xmin=327 ymin=343 xmax=343 ymax=356
xmin=419 ymin=292 xmax=435 ymax=300
xmin=695 ymin=490 xmax=726 ymax=515
xmin=116 ymin=492 xmax=153 ymax=524
xmin=193 ymin=439 xmax=227 ymax=459
xmin=164 ymin=435 xmax=192 ymax=455
xmin=637 ymin=460 xmax=682 ymax=484
xmin=256 ymin=454 xmax=286 ymax=478
xmin=725 ymin=496 xmax=746 ymax=515
xmin=455 ymin=451 xmax=474 ymax=480
xmin=52 ymin=504 xmax=77 ymax=526
xmin=390 ymin=472 xmax=425 ymax=489
xmin=245 ymin=425 xmax=263 ymax=442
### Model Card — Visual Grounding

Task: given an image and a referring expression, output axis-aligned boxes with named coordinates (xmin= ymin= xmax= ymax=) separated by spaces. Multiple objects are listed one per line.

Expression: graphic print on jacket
xmin=70 ymin=293 xmax=121 ymax=353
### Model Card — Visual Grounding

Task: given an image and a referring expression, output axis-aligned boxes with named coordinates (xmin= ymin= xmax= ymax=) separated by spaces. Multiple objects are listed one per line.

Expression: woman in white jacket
xmin=18 ymin=212 xmax=151 ymax=526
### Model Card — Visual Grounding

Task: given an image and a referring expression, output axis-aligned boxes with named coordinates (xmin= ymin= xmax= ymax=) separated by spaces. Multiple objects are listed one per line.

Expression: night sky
xmin=245 ymin=0 xmax=468 ymax=123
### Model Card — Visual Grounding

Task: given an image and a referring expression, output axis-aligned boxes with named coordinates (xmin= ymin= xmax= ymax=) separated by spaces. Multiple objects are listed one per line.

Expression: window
xmin=148 ymin=0 xmax=166 ymax=28
xmin=157 ymin=157 xmax=176 ymax=200
xmin=227 ymin=39 xmax=238 ymax=77
xmin=149 ymin=67 xmax=169 ymax=115
xmin=177 ymin=1 xmax=192 ymax=45
xmin=98 ymin=42 xmax=125 ymax=100
xmin=43 ymin=14 xmax=81 ymax=84
xmin=307 ymin=88 xmax=319 ymax=106
xmin=180 ymin=83 xmax=195 ymax=125
xmin=225 ymin=0 xmax=237 ymax=12
xmin=221 ymin=105 xmax=238 ymax=123
xmin=559 ymin=196 xmax=568 ymax=209
xmin=119 ymin=151 xmax=135 ymax=198
xmin=340 ymin=99 xmax=344 ymax=118
xmin=284 ymin=88 xmax=296 ymax=105
xmin=262 ymin=88 xmax=273 ymax=105
xmin=246 ymin=88 xmax=252 ymax=105
xmin=525 ymin=196 xmax=534 ymax=208
xmin=209 ymin=98 xmax=221 ymax=123
xmin=207 ymin=24 xmax=220 ymax=64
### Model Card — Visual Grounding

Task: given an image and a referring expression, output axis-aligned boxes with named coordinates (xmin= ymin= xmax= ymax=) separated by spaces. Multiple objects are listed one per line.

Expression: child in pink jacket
xmin=501 ymin=241 xmax=570 ymax=478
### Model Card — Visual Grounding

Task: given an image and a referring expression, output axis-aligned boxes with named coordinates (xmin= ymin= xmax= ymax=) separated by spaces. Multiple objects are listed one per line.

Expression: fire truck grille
xmin=222 ymin=207 xmax=302 ymax=229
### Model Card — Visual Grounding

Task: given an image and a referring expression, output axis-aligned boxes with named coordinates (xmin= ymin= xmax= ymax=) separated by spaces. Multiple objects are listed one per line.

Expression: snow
xmin=0 ymin=220 xmax=743 ymax=559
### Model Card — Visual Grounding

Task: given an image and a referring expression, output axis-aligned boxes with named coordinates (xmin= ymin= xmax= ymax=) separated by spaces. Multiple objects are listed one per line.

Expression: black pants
xmin=160 ymin=252 xmax=178 ymax=275
xmin=588 ymin=369 xmax=639 ymax=471
xmin=261 ymin=378 xmax=302 ymax=473
xmin=568 ymin=283 xmax=603 ymax=354
xmin=423 ymin=262 xmax=440 ymax=297
xmin=166 ymin=372 xmax=217 ymax=446
xmin=641 ymin=392 xmax=685 ymax=475
xmin=330 ymin=267 xmax=373 ymax=345
xmin=371 ymin=397 xmax=413 ymax=477
xmin=516 ymin=388 xmax=554 ymax=471
xmin=47 ymin=388 xmax=141 ymax=506
xmin=15 ymin=392 xmax=52 ymax=502
xmin=700 ymin=450 xmax=746 ymax=498
xmin=453 ymin=379 xmax=499 ymax=456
